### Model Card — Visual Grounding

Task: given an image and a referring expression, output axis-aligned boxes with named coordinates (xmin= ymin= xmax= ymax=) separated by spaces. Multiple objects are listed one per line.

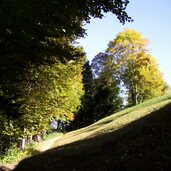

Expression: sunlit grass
xmin=53 ymin=94 xmax=171 ymax=148
xmin=13 ymin=94 xmax=171 ymax=171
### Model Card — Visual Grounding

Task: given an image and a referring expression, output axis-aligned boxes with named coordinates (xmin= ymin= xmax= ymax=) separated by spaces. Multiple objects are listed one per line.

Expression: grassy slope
xmin=14 ymin=94 xmax=171 ymax=171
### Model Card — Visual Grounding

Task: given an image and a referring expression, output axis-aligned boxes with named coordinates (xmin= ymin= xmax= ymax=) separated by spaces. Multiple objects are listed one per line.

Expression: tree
xmin=0 ymin=58 xmax=84 ymax=152
xmin=69 ymin=60 xmax=94 ymax=129
xmin=0 ymin=1 xmax=132 ymax=151
xmin=0 ymin=0 xmax=132 ymax=120
xmin=91 ymin=53 xmax=122 ymax=120
xmin=136 ymin=55 xmax=164 ymax=102
xmin=0 ymin=1 xmax=132 ymax=119
xmin=106 ymin=29 xmax=164 ymax=106
xmin=0 ymin=0 xmax=132 ymax=65
xmin=163 ymin=82 xmax=171 ymax=94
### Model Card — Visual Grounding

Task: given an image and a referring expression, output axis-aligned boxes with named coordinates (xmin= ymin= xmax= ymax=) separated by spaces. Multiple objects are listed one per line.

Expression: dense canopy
xmin=0 ymin=0 xmax=132 ymax=153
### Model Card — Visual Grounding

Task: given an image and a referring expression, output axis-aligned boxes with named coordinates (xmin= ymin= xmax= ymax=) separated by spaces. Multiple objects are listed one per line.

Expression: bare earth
xmin=36 ymin=136 xmax=61 ymax=152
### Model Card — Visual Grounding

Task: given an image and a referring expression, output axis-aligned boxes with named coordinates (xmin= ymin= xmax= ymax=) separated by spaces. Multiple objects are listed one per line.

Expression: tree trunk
xmin=21 ymin=127 xmax=26 ymax=150
xmin=135 ymin=83 xmax=138 ymax=105
xmin=29 ymin=135 xmax=33 ymax=144
xmin=21 ymin=137 xmax=26 ymax=150
xmin=131 ymin=82 xmax=138 ymax=106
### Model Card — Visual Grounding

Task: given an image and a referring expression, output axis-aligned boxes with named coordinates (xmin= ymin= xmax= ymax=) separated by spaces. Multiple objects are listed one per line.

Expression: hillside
xmin=13 ymin=94 xmax=171 ymax=171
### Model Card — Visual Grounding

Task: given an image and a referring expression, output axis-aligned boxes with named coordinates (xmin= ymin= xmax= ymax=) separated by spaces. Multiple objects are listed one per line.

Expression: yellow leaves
xmin=138 ymin=57 xmax=164 ymax=100
xmin=4 ymin=56 xmax=85 ymax=138
xmin=105 ymin=29 xmax=165 ymax=105
xmin=112 ymin=29 xmax=148 ymax=51
xmin=52 ymin=108 xmax=74 ymax=121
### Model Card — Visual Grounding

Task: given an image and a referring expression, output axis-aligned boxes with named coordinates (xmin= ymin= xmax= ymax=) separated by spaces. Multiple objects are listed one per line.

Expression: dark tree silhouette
xmin=70 ymin=61 xmax=95 ymax=129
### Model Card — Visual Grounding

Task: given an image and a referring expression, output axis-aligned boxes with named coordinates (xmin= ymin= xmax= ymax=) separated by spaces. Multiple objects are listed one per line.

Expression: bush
xmin=0 ymin=143 xmax=36 ymax=164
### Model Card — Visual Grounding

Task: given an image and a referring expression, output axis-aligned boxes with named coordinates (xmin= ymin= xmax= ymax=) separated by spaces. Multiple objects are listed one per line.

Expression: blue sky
xmin=78 ymin=0 xmax=171 ymax=86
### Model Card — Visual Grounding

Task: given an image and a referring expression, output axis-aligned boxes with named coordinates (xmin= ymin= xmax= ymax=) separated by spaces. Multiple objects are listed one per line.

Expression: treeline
xmin=0 ymin=0 xmax=170 ymax=155
xmin=0 ymin=1 xmax=131 ymax=154
xmin=71 ymin=29 xmax=170 ymax=129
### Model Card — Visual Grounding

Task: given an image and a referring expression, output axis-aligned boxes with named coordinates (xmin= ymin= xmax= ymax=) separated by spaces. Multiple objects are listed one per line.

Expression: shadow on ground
xmin=14 ymin=103 xmax=171 ymax=171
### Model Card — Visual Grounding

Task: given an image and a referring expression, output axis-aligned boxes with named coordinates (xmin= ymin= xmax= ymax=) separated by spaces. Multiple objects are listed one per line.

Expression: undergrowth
xmin=0 ymin=132 xmax=62 ymax=165
xmin=0 ymin=143 xmax=36 ymax=164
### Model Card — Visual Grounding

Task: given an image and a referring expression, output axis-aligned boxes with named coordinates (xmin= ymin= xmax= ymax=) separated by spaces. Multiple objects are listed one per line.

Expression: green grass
xmin=51 ymin=94 xmax=171 ymax=148
xmin=44 ymin=132 xmax=62 ymax=140
xmin=13 ymin=94 xmax=171 ymax=170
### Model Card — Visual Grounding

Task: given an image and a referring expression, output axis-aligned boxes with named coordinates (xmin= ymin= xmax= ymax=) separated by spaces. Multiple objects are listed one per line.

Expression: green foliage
xmin=0 ymin=0 xmax=132 ymax=155
xmin=163 ymin=82 xmax=171 ymax=94
xmin=91 ymin=53 xmax=123 ymax=120
xmin=22 ymin=59 xmax=83 ymax=121
xmin=70 ymin=60 xmax=94 ymax=129
xmin=106 ymin=29 xmax=164 ymax=106
xmin=0 ymin=0 xmax=132 ymax=78
xmin=93 ymin=83 xmax=122 ymax=120
xmin=136 ymin=56 xmax=164 ymax=101
xmin=0 ymin=58 xmax=84 ymax=152
xmin=0 ymin=131 xmax=62 ymax=164
xmin=0 ymin=143 xmax=36 ymax=164
xmin=89 ymin=28 xmax=165 ymax=118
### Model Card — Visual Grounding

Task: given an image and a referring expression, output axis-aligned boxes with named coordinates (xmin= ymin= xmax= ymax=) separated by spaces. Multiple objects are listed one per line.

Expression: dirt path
xmin=36 ymin=136 xmax=61 ymax=152
xmin=0 ymin=136 xmax=61 ymax=170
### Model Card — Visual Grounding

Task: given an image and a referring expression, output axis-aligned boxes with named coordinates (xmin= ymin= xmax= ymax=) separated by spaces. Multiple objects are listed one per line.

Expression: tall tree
xmin=0 ymin=57 xmax=84 ymax=152
xmin=106 ymin=29 xmax=164 ymax=106
xmin=0 ymin=0 xmax=132 ymax=65
xmin=70 ymin=60 xmax=94 ymax=129
xmin=0 ymin=0 xmax=132 ymax=118
xmin=0 ymin=1 xmax=132 ymax=150
xmin=91 ymin=53 xmax=122 ymax=120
